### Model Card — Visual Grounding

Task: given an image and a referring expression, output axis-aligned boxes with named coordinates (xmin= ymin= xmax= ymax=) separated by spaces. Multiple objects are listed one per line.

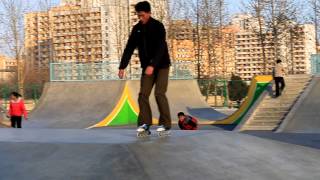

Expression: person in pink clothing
xmin=7 ymin=92 xmax=28 ymax=128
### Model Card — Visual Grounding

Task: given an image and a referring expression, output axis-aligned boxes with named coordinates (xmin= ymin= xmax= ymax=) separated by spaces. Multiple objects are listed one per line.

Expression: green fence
xmin=50 ymin=61 xmax=195 ymax=81
xmin=311 ymin=54 xmax=320 ymax=75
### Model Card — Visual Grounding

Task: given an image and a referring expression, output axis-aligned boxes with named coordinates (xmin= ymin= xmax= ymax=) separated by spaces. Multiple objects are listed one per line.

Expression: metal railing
xmin=311 ymin=54 xmax=320 ymax=75
xmin=50 ymin=61 xmax=195 ymax=81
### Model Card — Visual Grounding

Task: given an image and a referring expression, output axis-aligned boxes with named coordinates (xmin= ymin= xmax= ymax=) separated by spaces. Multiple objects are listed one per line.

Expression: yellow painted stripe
xmin=255 ymin=75 xmax=273 ymax=83
xmin=87 ymin=75 xmax=273 ymax=128
xmin=209 ymin=75 xmax=272 ymax=125
xmin=127 ymin=89 xmax=139 ymax=115
xmin=87 ymin=82 xmax=129 ymax=129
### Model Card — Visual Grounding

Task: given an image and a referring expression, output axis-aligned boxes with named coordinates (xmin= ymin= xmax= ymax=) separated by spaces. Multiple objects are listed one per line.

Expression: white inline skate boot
xmin=156 ymin=125 xmax=171 ymax=137
xmin=136 ymin=124 xmax=151 ymax=137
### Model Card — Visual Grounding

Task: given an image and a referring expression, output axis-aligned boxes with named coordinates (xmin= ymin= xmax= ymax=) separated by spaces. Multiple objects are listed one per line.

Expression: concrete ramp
xmin=26 ymin=76 xmax=273 ymax=129
xmin=127 ymin=80 xmax=227 ymax=122
xmin=26 ymin=81 xmax=126 ymax=128
xmin=280 ymin=76 xmax=320 ymax=133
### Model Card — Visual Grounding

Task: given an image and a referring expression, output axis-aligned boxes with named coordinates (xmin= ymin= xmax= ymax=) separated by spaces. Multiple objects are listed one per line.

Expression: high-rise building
xmin=192 ymin=25 xmax=238 ymax=78
xmin=232 ymin=14 xmax=316 ymax=80
xmin=168 ymin=20 xmax=194 ymax=61
xmin=0 ymin=55 xmax=17 ymax=82
xmin=25 ymin=5 xmax=104 ymax=73
xmin=25 ymin=0 xmax=168 ymax=81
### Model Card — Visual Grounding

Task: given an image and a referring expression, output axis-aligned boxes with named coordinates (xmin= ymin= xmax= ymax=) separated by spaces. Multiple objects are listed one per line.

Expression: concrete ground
xmin=245 ymin=131 xmax=320 ymax=150
xmin=2 ymin=76 xmax=320 ymax=179
xmin=0 ymin=128 xmax=320 ymax=180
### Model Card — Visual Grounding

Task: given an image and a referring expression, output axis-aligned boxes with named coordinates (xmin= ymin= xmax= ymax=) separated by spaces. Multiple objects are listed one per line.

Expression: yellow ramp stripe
xmin=209 ymin=75 xmax=272 ymax=125
xmin=87 ymin=82 xmax=129 ymax=129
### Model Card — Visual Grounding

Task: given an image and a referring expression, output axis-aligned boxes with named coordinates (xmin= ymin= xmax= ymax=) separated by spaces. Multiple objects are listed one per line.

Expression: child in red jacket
xmin=178 ymin=112 xmax=198 ymax=130
xmin=7 ymin=92 xmax=28 ymax=128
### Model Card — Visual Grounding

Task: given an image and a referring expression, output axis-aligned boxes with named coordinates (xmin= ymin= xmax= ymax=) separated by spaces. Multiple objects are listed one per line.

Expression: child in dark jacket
xmin=7 ymin=92 xmax=28 ymax=128
xmin=178 ymin=112 xmax=198 ymax=130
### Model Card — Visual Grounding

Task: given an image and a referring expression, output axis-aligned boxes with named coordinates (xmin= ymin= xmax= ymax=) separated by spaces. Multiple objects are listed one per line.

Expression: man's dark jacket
xmin=119 ymin=17 xmax=171 ymax=70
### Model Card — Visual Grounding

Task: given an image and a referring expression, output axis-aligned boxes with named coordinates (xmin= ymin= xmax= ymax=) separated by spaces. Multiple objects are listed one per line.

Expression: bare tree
xmin=265 ymin=0 xmax=300 ymax=61
xmin=242 ymin=0 xmax=300 ymax=74
xmin=216 ymin=0 xmax=228 ymax=77
xmin=285 ymin=22 xmax=303 ymax=74
xmin=0 ymin=0 xmax=29 ymax=94
xmin=242 ymin=0 xmax=268 ymax=74
xmin=108 ymin=0 xmax=130 ymax=61
xmin=309 ymin=0 xmax=320 ymax=50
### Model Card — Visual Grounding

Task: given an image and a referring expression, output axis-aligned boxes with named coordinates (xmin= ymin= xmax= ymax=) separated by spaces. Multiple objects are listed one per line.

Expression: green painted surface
xmin=107 ymin=100 xmax=138 ymax=126
xmin=234 ymin=82 xmax=270 ymax=125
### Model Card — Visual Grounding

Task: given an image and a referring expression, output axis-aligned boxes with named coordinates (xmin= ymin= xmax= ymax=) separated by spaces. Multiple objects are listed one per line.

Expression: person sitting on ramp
xmin=178 ymin=112 xmax=198 ymax=130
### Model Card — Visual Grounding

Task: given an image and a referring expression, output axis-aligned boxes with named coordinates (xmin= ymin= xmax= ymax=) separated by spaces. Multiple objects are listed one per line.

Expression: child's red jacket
xmin=9 ymin=99 xmax=28 ymax=119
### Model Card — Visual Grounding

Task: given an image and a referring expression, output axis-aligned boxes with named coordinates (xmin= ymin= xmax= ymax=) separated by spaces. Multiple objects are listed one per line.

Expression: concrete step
xmin=278 ymin=93 xmax=301 ymax=98
xmin=262 ymin=101 xmax=296 ymax=106
xmin=286 ymin=75 xmax=311 ymax=79
xmin=285 ymin=78 xmax=310 ymax=81
xmin=241 ymin=125 xmax=277 ymax=131
xmin=286 ymin=75 xmax=311 ymax=78
xmin=249 ymin=119 xmax=282 ymax=124
xmin=254 ymin=111 xmax=288 ymax=117
xmin=285 ymin=79 xmax=310 ymax=83
xmin=263 ymin=99 xmax=296 ymax=104
xmin=252 ymin=116 xmax=283 ymax=121
xmin=265 ymin=95 xmax=298 ymax=100
xmin=284 ymin=85 xmax=305 ymax=89
xmin=260 ymin=103 xmax=292 ymax=108
xmin=285 ymin=82 xmax=309 ymax=86
xmin=247 ymin=121 xmax=282 ymax=126
xmin=285 ymin=82 xmax=310 ymax=86
xmin=258 ymin=107 xmax=290 ymax=112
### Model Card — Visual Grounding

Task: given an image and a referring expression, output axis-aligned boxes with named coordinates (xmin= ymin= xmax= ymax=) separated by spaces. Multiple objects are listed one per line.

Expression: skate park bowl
xmin=25 ymin=74 xmax=273 ymax=129
xmin=2 ymin=60 xmax=320 ymax=179
xmin=90 ymin=75 xmax=273 ymax=128
xmin=25 ymin=61 xmax=273 ymax=129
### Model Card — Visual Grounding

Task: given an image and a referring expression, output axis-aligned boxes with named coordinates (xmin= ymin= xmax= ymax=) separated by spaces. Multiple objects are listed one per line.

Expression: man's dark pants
xmin=274 ymin=76 xmax=285 ymax=97
xmin=138 ymin=67 xmax=171 ymax=129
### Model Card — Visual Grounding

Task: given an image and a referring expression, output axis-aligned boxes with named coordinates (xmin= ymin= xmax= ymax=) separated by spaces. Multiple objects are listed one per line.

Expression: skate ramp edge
xmin=276 ymin=75 xmax=320 ymax=133
xmin=28 ymin=81 xmax=131 ymax=129
xmin=87 ymin=82 xmax=140 ymax=128
xmin=208 ymin=75 xmax=273 ymax=125
xmin=31 ymin=76 xmax=272 ymax=129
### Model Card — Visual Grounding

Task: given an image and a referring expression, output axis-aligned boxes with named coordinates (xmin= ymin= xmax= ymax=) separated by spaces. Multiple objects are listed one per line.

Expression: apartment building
xmin=232 ymin=14 xmax=316 ymax=80
xmin=192 ymin=25 xmax=238 ymax=78
xmin=168 ymin=20 xmax=194 ymax=61
xmin=25 ymin=5 xmax=104 ymax=70
xmin=25 ymin=0 xmax=168 ymax=80
xmin=0 ymin=55 xmax=17 ymax=82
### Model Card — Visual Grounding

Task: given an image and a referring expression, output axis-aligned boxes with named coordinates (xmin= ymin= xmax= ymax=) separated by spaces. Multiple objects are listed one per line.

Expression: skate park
xmin=0 ymin=61 xmax=320 ymax=180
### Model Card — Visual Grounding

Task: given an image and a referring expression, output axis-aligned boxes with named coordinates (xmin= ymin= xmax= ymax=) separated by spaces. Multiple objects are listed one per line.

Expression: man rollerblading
xmin=118 ymin=1 xmax=172 ymax=136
